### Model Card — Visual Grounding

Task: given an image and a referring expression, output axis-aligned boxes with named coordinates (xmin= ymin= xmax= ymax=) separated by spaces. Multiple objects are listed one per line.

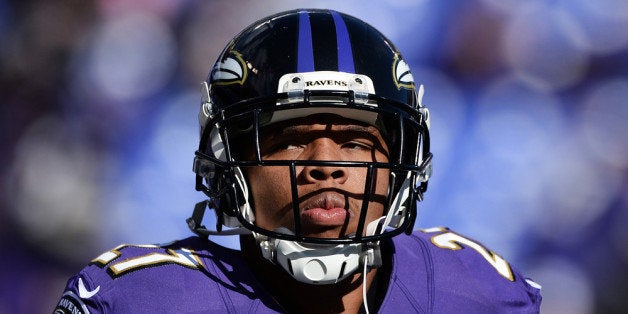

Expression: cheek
xmin=374 ymin=168 xmax=390 ymax=193
xmin=345 ymin=167 xmax=389 ymax=217
xmin=371 ymin=168 xmax=390 ymax=213
xmin=246 ymin=166 xmax=292 ymax=225
xmin=349 ymin=167 xmax=389 ymax=194
xmin=367 ymin=168 xmax=390 ymax=219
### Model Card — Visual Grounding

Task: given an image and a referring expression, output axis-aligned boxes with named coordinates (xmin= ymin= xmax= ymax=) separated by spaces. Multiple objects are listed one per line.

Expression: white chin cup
xmin=258 ymin=236 xmax=380 ymax=285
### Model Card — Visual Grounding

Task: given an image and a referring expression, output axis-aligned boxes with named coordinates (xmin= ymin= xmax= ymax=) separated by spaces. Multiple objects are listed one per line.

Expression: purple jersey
xmin=55 ymin=227 xmax=541 ymax=313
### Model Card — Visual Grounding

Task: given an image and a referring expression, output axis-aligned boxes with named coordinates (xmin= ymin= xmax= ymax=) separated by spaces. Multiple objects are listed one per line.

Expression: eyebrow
xmin=275 ymin=124 xmax=379 ymax=137
xmin=265 ymin=123 xmax=390 ymax=156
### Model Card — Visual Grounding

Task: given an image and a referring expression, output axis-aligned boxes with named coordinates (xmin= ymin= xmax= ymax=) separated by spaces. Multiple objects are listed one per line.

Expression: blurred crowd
xmin=1 ymin=0 xmax=626 ymax=312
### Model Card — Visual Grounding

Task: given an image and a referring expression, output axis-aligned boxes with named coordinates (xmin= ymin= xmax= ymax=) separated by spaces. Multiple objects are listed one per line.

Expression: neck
xmin=241 ymin=235 xmax=379 ymax=313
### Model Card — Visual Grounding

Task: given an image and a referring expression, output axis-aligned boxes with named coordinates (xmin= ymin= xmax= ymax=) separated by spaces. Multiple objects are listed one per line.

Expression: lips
xmin=300 ymin=193 xmax=349 ymax=228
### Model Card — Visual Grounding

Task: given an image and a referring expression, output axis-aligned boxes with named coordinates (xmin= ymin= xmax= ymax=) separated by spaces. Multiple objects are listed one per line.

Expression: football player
xmin=55 ymin=9 xmax=541 ymax=313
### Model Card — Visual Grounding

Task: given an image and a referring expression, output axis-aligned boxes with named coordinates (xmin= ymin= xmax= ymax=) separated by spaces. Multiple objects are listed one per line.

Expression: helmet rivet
xmin=292 ymin=76 xmax=301 ymax=83
xmin=355 ymin=77 xmax=363 ymax=84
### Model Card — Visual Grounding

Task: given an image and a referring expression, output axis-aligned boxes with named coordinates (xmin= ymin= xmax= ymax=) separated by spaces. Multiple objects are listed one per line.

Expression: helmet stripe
xmin=330 ymin=11 xmax=355 ymax=73
xmin=297 ymin=11 xmax=315 ymax=72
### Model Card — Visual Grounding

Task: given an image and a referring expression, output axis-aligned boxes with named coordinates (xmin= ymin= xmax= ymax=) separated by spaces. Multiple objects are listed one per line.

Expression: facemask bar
xmin=354 ymin=163 xmax=375 ymax=240
xmin=283 ymin=160 xmax=377 ymax=242
xmin=191 ymin=90 xmax=431 ymax=244
xmin=198 ymin=92 xmax=428 ymax=167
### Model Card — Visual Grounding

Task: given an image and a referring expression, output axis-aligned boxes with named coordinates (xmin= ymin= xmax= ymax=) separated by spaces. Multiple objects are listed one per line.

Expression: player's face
xmin=246 ymin=115 xmax=390 ymax=239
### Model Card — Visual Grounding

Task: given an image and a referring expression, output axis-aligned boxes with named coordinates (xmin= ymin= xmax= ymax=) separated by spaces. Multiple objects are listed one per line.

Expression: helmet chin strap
xmin=255 ymin=224 xmax=383 ymax=285
xmin=251 ymin=174 xmax=413 ymax=286
xmin=255 ymin=229 xmax=378 ymax=313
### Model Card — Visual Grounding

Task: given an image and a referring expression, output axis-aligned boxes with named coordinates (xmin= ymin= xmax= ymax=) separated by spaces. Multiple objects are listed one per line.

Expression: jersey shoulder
xmin=385 ymin=227 xmax=542 ymax=313
xmin=54 ymin=237 xmax=280 ymax=313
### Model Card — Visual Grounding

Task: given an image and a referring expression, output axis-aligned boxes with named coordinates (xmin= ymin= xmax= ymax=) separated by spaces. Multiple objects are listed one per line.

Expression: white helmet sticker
xmin=272 ymin=71 xmax=378 ymax=126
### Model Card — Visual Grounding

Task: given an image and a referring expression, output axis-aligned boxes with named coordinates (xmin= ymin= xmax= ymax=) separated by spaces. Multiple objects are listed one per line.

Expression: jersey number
xmin=92 ymin=244 xmax=204 ymax=278
xmin=423 ymin=227 xmax=514 ymax=281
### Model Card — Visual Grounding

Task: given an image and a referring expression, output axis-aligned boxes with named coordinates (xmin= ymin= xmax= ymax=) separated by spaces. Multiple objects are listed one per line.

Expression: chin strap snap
xmin=256 ymin=230 xmax=381 ymax=285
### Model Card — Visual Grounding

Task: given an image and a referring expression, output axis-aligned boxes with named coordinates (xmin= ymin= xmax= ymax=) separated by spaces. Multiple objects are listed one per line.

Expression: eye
xmin=276 ymin=143 xmax=303 ymax=151
xmin=264 ymin=139 xmax=305 ymax=155
xmin=340 ymin=138 xmax=390 ymax=162
xmin=341 ymin=141 xmax=373 ymax=151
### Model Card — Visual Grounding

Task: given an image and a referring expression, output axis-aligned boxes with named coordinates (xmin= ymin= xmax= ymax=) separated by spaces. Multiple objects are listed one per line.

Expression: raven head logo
xmin=392 ymin=54 xmax=414 ymax=89
xmin=211 ymin=51 xmax=247 ymax=85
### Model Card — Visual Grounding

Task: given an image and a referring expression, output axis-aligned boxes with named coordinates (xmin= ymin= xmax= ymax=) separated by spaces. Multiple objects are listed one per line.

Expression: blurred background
xmin=1 ymin=0 xmax=626 ymax=312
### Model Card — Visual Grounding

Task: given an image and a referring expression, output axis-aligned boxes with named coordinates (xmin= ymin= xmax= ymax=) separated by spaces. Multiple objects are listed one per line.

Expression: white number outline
xmin=422 ymin=227 xmax=514 ymax=281
xmin=91 ymin=244 xmax=205 ymax=278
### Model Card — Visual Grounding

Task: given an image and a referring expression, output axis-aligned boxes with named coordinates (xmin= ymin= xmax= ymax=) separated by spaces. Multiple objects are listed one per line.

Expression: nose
xmin=301 ymin=138 xmax=348 ymax=184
